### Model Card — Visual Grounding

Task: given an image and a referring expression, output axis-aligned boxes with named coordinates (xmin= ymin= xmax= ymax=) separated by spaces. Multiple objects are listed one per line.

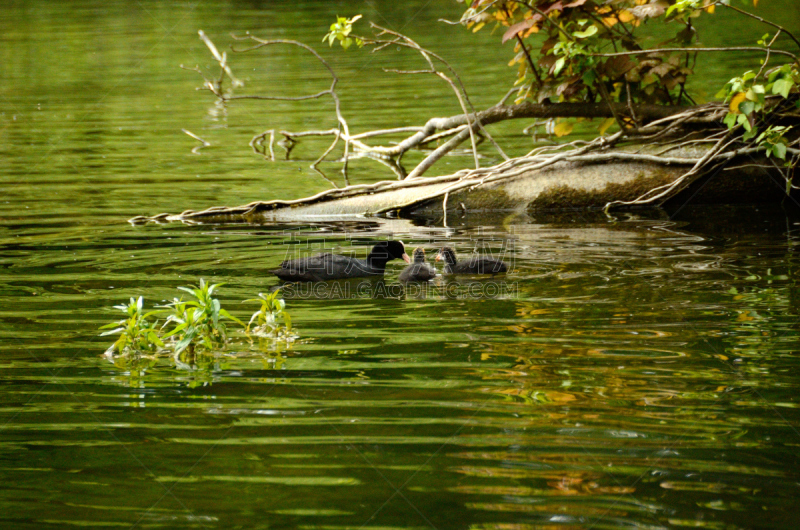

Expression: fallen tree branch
xmin=592 ymin=46 xmax=799 ymax=63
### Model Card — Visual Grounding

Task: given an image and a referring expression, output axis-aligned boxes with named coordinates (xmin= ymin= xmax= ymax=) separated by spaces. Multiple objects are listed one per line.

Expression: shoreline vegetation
xmin=133 ymin=1 xmax=799 ymax=224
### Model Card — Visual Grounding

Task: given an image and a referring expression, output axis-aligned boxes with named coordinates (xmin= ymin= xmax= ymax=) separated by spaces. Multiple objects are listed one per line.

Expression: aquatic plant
xmin=161 ymin=279 xmax=245 ymax=354
xmin=245 ymin=289 xmax=293 ymax=337
xmin=100 ymin=280 xmax=294 ymax=362
xmin=100 ymin=296 xmax=164 ymax=356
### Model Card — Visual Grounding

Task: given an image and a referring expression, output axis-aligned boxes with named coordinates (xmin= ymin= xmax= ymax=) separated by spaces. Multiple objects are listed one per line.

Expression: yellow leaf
xmin=602 ymin=16 xmax=618 ymax=27
xmin=618 ymin=10 xmax=635 ymax=23
xmin=554 ymin=121 xmax=573 ymax=137
xmin=705 ymin=4 xmax=715 ymax=13
xmin=523 ymin=25 xmax=539 ymax=37
xmin=753 ymin=0 xmax=759 ymax=6
xmin=729 ymin=92 xmax=747 ymax=113
xmin=472 ymin=22 xmax=485 ymax=33
xmin=598 ymin=117 xmax=615 ymax=135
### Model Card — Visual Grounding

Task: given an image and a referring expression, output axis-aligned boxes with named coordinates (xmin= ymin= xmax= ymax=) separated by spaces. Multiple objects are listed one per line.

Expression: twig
xmin=718 ymin=1 xmax=800 ymax=55
xmin=593 ymin=47 xmax=798 ymax=62
xmin=369 ymin=24 xmax=482 ymax=173
xmin=198 ymin=30 xmax=243 ymax=87
xmin=438 ymin=0 xmax=501 ymax=25
xmin=182 ymin=129 xmax=211 ymax=154
xmin=250 ymin=129 xmax=275 ymax=160
xmin=756 ymin=31 xmax=782 ymax=80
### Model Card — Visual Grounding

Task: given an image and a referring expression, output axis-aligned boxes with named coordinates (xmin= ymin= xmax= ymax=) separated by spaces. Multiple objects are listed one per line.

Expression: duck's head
xmin=435 ymin=246 xmax=457 ymax=266
xmin=369 ymin=240 xmax=411 ymax=265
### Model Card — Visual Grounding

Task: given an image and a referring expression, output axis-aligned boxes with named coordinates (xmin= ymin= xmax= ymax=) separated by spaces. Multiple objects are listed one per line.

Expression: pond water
xmin=2 ymin=1 xmax=800 ymax=529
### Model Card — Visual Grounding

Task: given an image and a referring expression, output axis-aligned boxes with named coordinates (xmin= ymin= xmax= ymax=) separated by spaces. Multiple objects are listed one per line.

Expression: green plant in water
xmin=101 ymin=281 xmax=297 ymax=385
xmin=245 ymin=289 xmax=292 ymax=337
xmin=100 ymin=296 xmax=164 ymax=356
xmin=161 ymin=279 xmax=245 ymax=354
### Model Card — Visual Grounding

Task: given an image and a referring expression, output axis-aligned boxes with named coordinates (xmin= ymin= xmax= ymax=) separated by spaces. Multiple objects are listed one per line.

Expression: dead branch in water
xmin=157 ymin=23 xmax=799 ymax=225
xmin=130 ymin=98 xmax=799 ymax=225
xmin=184 ymin=30 xmax=722 ymax=181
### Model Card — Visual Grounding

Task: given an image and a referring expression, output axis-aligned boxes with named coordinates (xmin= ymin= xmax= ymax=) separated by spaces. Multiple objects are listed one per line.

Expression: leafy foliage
xmin=100 ymin=297 xmax=164 ymax=356
xmin=461 ymin=0 xmax=719 ymax=107
xmin=100 ymin=280 xmax=293 ymax=360
xmin=323 ymin=14 xmax=364 ymax=50
xmin=454 ymin=0 xmax=799 ymax=154
xmin=717 ymin=63 xmax=799 ymax=153
xmin=162 ymin=279 xmax=245 ymax=354
xmin=245 ymin=290 xmax=293 ymax=337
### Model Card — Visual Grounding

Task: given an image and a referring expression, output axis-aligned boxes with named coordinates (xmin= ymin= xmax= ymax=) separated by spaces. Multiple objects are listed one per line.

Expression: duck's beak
xmin=435 ymin=252 xmax=442 ymax=262
xmin=402 ymin=253 xmax=411 ymax=263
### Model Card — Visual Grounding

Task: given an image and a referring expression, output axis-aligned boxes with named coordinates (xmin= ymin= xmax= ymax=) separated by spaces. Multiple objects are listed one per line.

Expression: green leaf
xmin=738 ymin=100 xmax=755 ymax=115
xmin=113 ymin=335 xmax=127 ymax=352
xmin=148 ymin=332 xmax=165 ymax=348
xmin=773 ymin=142 xmax=787 ymax=159
xmin=553 ymin=57 xmax=567 ymax=76
xmin=100 ymin=327 xmax=125 ymax=336
xmin=573 ymin=25 xmax=598 ymax=39
xmin=174 ymin=329 xmax=197 ymax=354
xmin=219 ymin=309 xmax=246 ymax=327
xmin=772 ymin=78 xmax=794 ymax=98
xmin=162 ymin=322 xmax=189 ymax=339
xmin=723 ymin=112 xmax=737 ymax=128
xmin=737 ymin=113 xmax=751 ymax=132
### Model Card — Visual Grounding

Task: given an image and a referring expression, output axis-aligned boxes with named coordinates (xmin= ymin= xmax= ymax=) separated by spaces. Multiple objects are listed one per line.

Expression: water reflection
xmin=278 ymin=277 xmax=519 ymax=301
xmin=3 ymin=0 xmax=800 ymax=524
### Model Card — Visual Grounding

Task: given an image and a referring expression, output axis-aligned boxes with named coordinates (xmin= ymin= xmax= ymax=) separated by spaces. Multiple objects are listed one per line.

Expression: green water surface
xmin=1 ymin=1 xmax=800 ymax=529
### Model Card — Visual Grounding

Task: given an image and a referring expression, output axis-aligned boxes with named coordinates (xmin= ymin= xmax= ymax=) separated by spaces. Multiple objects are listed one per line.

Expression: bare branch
xmin=719 ymin=1 xmax=800 ymax=55
xmin=182 ymin=129 xmax=211 ymax=154
xmin=592 ymin=47 xmax=798 ymax=62
xmin=198 ymin=30 xmax=242 ymax=87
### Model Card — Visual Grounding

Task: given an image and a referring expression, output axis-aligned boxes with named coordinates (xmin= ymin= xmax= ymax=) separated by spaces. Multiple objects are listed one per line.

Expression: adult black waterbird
xmin=398 ymin=247 xmax=437 ymax=282
xmin=435 ymin=246 xmax=508 ymax=275
xmin=269 ymin=240 xmax=410 ymax=282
